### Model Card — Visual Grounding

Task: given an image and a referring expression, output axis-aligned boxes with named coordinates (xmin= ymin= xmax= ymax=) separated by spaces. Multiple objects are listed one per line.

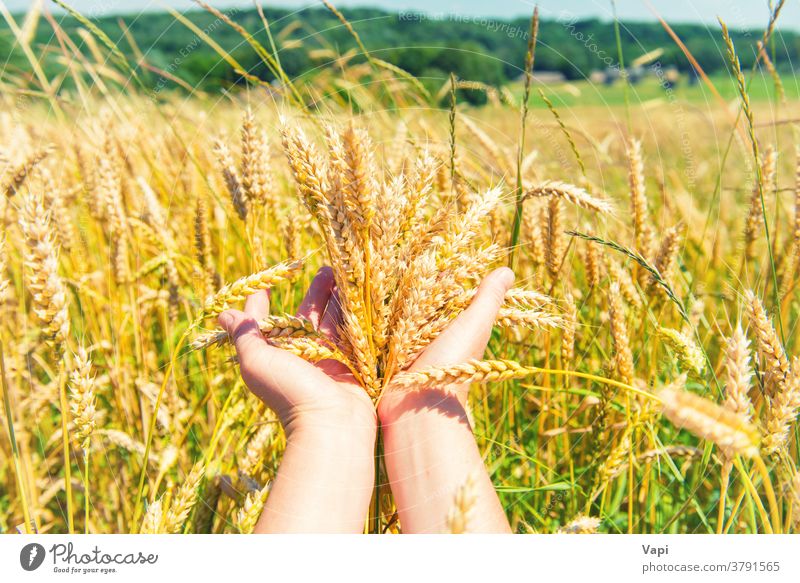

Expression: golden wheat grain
xmin=241 ymin=108 xmax=273 ymax=211
xmin=68 ymin=347 xmax=96 ymax=450
xmin=202 ymin=259 xmax=303 ymax=316
xmin=583 ymin=238 xmax=601 ymax=288
xmin=163 ymin=462 xmax=205 ymax=534
xmin=545 ymin=197 xmax=563 ymax=280
xmin=659 ymin=381 xmax=760 ymax=458
xmin=590 ymin=423 xmax=635 ymax=502
xmin=762 ymin=358 xmax=800 ymax=455
xmin=235 ymin=482 xmax=270 ymax=534
xmin=723 ymin=326 xmax=753 ymax=422
xmin=558 ymin=515 xmax=601 ymax=534
xmin=658 ymin=327 xmax=705 ymax=375
xmin=523 ymin=180 xmax=613 ymax=214
xmin=608 ymin=282 xmax=634 ymax=384
xmin=626 ymin=138 xmax=655 ymax=264
xmin=214 ymin=139 xmax=247 ymax=221
xmin=19 ymin=191 xmax=70 ymax=347
xmin=446 ymin=474 xmax=477 ymax=534
xmin=39 ymin=167 xmax=76 ymax=251
xmin=393 ymin=359 xmax=540 ymax=389
xmin=1 ymin=146 xmax=52 ymax=198
xmin=97 ymin=429 xmax=158 ymax=464
xmin=648 ymin=224 xmax=681 ymax=292
xmin=561 ymin=291 xmax=576 ymax=365
xmin=636 ymin=445 xmax=702 ymax=465
xmin=239 ymin=420 xmax=276 ymax=477
xmin=745 ymin=290 xmax=790 ymax=399
xmin=193 ymin=474 xmax=221 ymax=534
xmin=139 ymin=499 xmax=163 ymax=534
xmin=193 ymin=197 xmax=218 ymax=293
xmin=607 ymin=259 xmax=642 ymax=309
xmin=192 ymin=314 xmax=318 ymax=349
xmin=745 ymin=146 xmax=776 ymax=259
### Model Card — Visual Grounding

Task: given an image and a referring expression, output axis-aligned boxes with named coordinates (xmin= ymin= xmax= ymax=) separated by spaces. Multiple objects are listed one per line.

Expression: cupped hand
xmin=218 ymin=266 xmax=376 ymax=439
xmin=378 ymin=267 xmax=515 ymax=421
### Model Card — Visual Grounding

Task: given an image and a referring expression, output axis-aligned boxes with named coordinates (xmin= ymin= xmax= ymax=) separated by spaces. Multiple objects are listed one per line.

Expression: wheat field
xmin=1 ymin=2 xmax=799 ymax=535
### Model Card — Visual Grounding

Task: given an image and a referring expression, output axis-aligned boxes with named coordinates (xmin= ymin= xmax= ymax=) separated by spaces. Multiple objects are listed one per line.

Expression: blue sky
xmin=6 ymin=1 xmax=799 ymax=30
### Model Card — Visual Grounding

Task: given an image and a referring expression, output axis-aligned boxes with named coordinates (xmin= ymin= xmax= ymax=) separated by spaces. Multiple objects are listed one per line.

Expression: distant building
xmin=533 ymin=71 xmax=566 ymax=84
xmin=586 ymin=64 xmax=681 ymax=88
xmin=516 ymin=71 xmax=567 ymax=85
xmin=589 ymin=70 xmax=606 ymax=84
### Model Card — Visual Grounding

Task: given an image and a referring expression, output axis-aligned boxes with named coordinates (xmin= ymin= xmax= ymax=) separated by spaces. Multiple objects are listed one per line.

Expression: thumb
xmin=218 ymin=309 xmax=267 ymax=363
xmin=458 ymin=267 xmax=515 ymax=343
xmin=411 ymin=267 xmax=515 ymax=370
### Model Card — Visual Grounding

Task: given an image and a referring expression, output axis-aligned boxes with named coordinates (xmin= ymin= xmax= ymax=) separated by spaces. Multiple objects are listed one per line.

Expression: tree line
xmin=2 ymin=5 xmax=796 ymax=97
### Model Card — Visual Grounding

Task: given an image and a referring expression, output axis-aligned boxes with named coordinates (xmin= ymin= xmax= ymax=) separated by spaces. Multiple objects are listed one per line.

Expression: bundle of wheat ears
xmin=192 ymin=122 xmax=584 ymax=399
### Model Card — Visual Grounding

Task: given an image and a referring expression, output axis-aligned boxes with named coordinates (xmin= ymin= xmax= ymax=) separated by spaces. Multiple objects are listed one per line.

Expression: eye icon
xmin=20 ymin=543 xmax=46 ymax=571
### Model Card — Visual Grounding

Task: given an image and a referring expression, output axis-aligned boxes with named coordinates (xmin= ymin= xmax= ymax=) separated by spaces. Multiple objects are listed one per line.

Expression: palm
xmin=220 ymin=267 xmax=375 ymax=428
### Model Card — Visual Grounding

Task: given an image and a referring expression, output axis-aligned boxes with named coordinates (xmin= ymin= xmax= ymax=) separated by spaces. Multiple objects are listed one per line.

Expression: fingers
xmin=297 ymin=266 xmax=335 ymax=328
xmin=319 ymin=286 xmax=342 ymax=341
xmin=244 ymin=289 xmax=270 ymax=320
xmin=219 ymin=309 xmax=270 ymax=359
xmin=218 ymin=308 xmax=328 ymax=413
xmin=410 ymin=267 xmax=514 ymax=370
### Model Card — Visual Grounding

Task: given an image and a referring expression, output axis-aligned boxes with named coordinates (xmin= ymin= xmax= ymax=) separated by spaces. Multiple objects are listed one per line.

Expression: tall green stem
xmin=1 ymin=337 xmax=33 ymax=533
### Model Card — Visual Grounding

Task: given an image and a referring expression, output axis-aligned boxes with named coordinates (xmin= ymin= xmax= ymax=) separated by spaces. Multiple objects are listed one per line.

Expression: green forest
xmin=2 ymin=3 xmax=798 ymax=99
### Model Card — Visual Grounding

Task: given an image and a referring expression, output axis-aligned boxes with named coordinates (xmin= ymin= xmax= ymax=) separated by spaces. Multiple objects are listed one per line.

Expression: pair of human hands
xmin=218 ymin=265 xmax=515 ymax=533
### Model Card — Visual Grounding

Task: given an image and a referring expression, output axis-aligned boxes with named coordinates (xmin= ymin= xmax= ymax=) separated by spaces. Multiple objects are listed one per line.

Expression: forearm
xmin=380 ymin=391 xmax=511 ymax=533
xmin=254 ymin=419 xmax=375 ymax=533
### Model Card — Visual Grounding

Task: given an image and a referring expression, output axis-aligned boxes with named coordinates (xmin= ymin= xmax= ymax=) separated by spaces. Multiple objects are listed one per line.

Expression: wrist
xmin=378 ymin=387 xmax=469 ymax=427
xmin=283 ymin=405 xmax=377 ymax=448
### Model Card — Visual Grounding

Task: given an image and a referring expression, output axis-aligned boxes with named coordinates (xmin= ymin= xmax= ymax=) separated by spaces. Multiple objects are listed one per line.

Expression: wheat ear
xmin=446 ymin=475 xmax=477 ymax=534
xmin=235 ymin=483 xmax=270 ymax=534
xmin=68 ymin=347 xmax=97 ymax=450
xmin=745 ymin=290 xmax=789 ymax=399
xmin=20 ymin=190 xmax=70 ymax=347
xmin=659 ymin=381 xmax=760 ymax=458
xmin=202 ymin=260 xmax=303 ymax=316
xmin=163 ymin=462 xmax=205 ymax=534
xmin=522 ymin=180 xmax=613 ymax=214
xmin=558 ymin=515 xmax=601 ymax=534
xmin=192 ymin=314 xmax=318 ymax=349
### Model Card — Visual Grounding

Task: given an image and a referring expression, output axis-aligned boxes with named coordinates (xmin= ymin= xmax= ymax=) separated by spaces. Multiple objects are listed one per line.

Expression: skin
xmin=378 ymin=267 xmax=514 ymax=533
xmin=220 ymin=266 xmax=514 ymax=534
